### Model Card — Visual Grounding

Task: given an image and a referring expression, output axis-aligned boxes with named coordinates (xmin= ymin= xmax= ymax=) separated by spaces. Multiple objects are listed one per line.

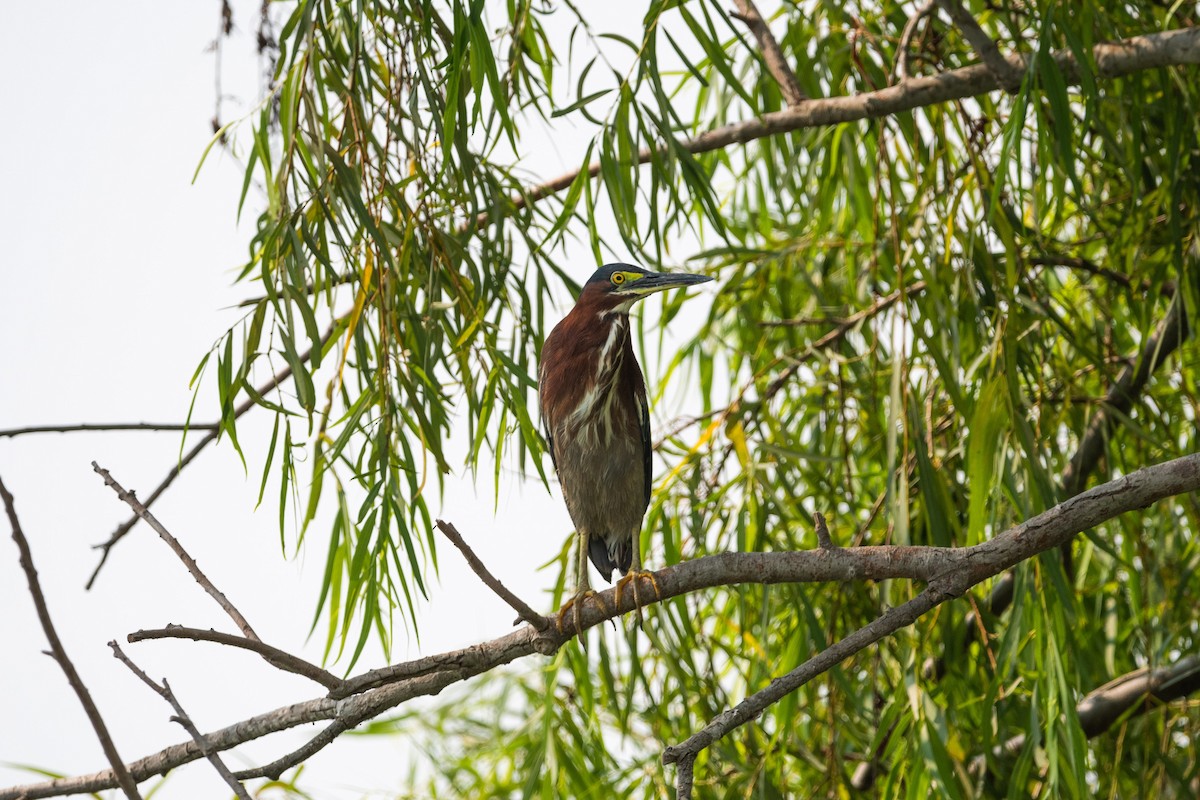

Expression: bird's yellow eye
xmin=611 ymin=272 xmax=626 ymax=286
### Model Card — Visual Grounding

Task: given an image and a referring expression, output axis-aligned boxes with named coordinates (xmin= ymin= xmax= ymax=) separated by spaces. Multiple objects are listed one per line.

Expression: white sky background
xmin=0 ymin=2 xmax=715 ymax=797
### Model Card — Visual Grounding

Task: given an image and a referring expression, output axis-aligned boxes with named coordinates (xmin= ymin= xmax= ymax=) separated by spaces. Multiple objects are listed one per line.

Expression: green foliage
xmin=201 ymin=0 xmax=1200 ymax=795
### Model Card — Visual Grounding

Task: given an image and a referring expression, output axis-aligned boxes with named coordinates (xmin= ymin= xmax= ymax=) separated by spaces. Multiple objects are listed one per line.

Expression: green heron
xmin=539 ymin=263 xmax=713 ymax=631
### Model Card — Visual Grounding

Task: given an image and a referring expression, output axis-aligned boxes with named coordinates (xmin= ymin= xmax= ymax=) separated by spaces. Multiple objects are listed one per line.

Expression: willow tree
xmin=5 ymin=1 xmax=1200 ymax=799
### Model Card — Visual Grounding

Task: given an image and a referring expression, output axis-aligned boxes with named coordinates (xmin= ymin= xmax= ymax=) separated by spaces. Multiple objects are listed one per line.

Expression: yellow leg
xmin=557 ymin=531 xmax=610 ymax=637
xmin=614 ymin=535 xmax=661 ymax=627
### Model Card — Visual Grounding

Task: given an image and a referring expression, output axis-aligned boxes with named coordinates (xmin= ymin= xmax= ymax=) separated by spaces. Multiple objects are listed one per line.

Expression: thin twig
xmin=7 ymin=452 xmax=1200 ymax=799
xmin=87 ymin=323 xmax=338 ymax=589
xmin=935 ymin=0 xmax=1024 ymax=89
xmin=127 ymin=626 xmax=341 ymax=691
xmin=730 ymin=0 xmax=807 ymax=106
xmin=435 ymin=519 xmax=550 ymax=631
xmin=233 ymin=719 xmax=352 ymax=781
xmin=109 ymin=642 xmax=251 ymax=800
xmin=0 ymin=476 xmax=143 ymax=800
xmin=896 ymin=0 xmax=937 ymax=81
xmin=663 ymin=586 xmax=948 ymax=766
xmin=0 ymin=422 xmax=219 ymax=439
xmin=92 ymin=462 xmax=261 ymax=641
xmin=813 ymin=512 xmax=835 ymax=549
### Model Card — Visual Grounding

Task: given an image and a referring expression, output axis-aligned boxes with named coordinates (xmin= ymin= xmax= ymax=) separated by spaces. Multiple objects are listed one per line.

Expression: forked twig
xmin=109 ymin=642 xmax=251 ymax=800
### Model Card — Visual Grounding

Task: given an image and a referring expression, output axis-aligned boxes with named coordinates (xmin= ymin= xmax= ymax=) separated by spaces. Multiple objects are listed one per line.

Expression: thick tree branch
xmin=730 ymin=0 xmax=807 ymax=106
xmin=126 ymin=626 xmax=341 ymax=691
xmin=0 ymin=477 xmax=143 ymax=800
xmin=5 ymin=453 xmax=1200 ymax=800
xmin=486 ymin=27 xmax=1200 ymax=227
xmin=661 ymin=451 xmax=1200 ymax=783
xmin=0 ymin=422 xmax=219 ymax=438
xmin=87 ymin=324 xmax=338 ymax=590
xmin=436 ymin=519 xmax=549 ymax=630
xmin=109 ymin=642 xmax=251 ymax=800
xmin=968 ymin=655 xmax=1200 ymax=777
xmin=93 ymin=463 xmax=261 ymax=640
xmin=925 ymin=294 xmax=1190 ymax=679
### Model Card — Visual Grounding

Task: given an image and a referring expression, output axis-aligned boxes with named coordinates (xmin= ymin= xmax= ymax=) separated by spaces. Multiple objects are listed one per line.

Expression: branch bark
xmin=0 ymin=476 xmax=143 ymax=800
xmin=436 ymin=519 xmax=550 ymax=630
xmin=730 ymin=0 xmax=807 ymax=106
xmin=109 ymin=642 xmax=251 ymax=800
xmin=935 ymin=0 xmax=1024 ymax=89
xmin=0 ymin=422 xmax=219 ymax=438
xmin=86 ymin=322 xmax=339 ymax=590
xmin=4 ymin=452 xmax=1200 ymax=800
xmin=93 ymin=463 xmax=261 ymax=641
xmin=126 ymin=626 xmax=341 ymax=691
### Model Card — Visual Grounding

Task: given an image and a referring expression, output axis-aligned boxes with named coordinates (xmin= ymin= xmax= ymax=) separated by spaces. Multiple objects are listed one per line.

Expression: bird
xmin=538 ymin=263 xmax=713 ymax=633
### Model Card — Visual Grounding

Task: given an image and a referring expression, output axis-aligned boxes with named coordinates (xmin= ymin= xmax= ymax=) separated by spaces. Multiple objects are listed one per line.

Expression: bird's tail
xmin=588 ymin=536 xmax=632 ymax=583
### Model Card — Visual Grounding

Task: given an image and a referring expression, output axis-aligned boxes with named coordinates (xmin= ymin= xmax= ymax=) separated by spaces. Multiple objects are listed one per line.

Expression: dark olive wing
xmin=636 ymin=383 xmax=651 ymax=507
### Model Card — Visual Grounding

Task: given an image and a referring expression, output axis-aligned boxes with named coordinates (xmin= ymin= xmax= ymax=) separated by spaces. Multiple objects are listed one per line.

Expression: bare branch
xmin=109 ymin=642 xmax=251 ymax=800
xmin=0 ymin=422 xmax=219 ymax=439
xmin=5 ymin=452 xmax=1200 ymax=799
xmin=664 ymin=586 xmax=947 ymax=766
xmin=0 ymin=476 xmax=143 ymax=800
xmin=87 ymin=323 xmax=339 ymax=589
xmin=1062 ymin=296 xmax=1189 ymax=497
xmin=935 ymin=0 xmax=1024 ymax=89
xmin=436 ymin=519 xmax=550 ymax=631
xmin=127 ymin=626 xmax=341 ymax=691
xmin=482 ymin=27 xmax=1200 ymax=229
xmin=92 ymin=462 xmax=261 ymax=641
xmin=730 ymin=0 xmax=807 ymax=106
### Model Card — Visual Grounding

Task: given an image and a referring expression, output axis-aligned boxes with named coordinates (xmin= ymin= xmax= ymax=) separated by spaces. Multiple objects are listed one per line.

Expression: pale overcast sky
xmin=0 ymin=1 xmax=642 ymax=796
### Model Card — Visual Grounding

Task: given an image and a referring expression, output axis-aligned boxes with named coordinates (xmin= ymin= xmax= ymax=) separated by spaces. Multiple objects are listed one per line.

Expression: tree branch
xmin=109 ymin=642 xmax=251 ymax=800
xmin=730 ymin=0 xmax=807 ymax=106
xmin=895 ymin=0 xmax=937 ymax=81
xmin=925 ymin=294 xmax=1189 ymax=679
xmin=935 ymin=0 xmax=1024 ymax=89
xmin=5 ymin=453 xmax=1200 ymax=800
xmin=436 ymin=519 xmax=549 ymax=630
xmin=93 ymin=462 xmax=261 ymax=641
xmin=0 ymin=422 xmax=219 ymax=439
xmin=126 ymin=626 xmax=341 ymax=691
xmin=86 ymin=324 xmax=338 ymax=590
xmin=660 ymin=451 xmax=1200 ymax=781
xmin=484 ymin=27 xmax=1200 ymax=228
xmin=0 ymin=476 xmax=143 ymax=800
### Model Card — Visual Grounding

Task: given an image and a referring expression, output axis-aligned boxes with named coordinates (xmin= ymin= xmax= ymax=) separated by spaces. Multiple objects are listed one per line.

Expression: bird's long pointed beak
xmin=625 ymin=270 xmax=714 ymax=295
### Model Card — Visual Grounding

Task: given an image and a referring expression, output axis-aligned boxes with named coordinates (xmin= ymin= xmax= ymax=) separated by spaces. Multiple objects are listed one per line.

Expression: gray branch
xmin=935 ymin=0 xmax=1024 ymax=89
xmin=730 ymin=0 xmax=807 ymax=106
xmin=5 ymin=452 xmax=1200 ymax=800
xmin=0 ymin=477 xmax=143 ymax=800
xmin=93 ymin=463 xmax=261 ymax=641
xmin=109 ymin=642 xmax=251 ymax=800
xmin=487 ymin=26 xmax=1200 ymax=227
xmin=660 ymin=451 xmax=1200 ymax=780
